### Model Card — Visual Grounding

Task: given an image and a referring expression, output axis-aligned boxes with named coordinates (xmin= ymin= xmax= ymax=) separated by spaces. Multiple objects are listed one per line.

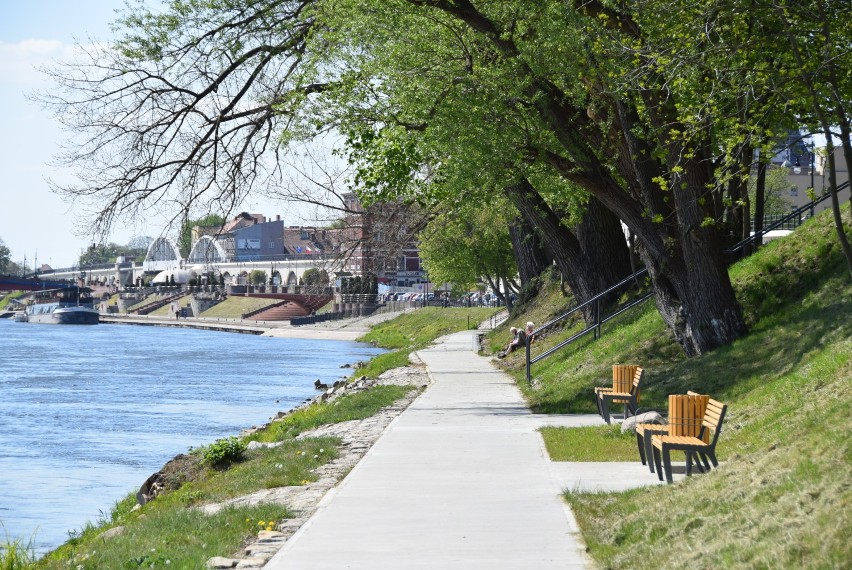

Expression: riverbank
xmin=27 ymin=308 xmax=497 ymax=569
xmin=100 ymin=308 xmax=416 ymax=341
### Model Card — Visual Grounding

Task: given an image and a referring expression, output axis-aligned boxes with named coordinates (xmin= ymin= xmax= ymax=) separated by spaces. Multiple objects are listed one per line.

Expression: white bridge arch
xmin=144 ymin=237 xmax=182 ymax=272
xmin=187 ymin=235 xmax=228 ymax=266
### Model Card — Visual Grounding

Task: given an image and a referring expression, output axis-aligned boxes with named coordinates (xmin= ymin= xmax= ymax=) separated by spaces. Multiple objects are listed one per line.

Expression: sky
xmin=0 ymin=1 xmax=308 ymax=269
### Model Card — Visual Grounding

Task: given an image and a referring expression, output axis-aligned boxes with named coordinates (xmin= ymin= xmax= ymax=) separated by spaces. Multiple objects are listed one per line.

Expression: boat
xmin=13 ymin=311 xmax=27 ymax=322
xmin=24 ymin=286 xmax=100 ymax=325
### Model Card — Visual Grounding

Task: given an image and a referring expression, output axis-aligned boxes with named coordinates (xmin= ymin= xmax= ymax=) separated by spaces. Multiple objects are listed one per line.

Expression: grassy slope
xmin=490 ymin=209 xmax=851 ymax=569
xmin=355 ymin=306 xmax=497 ymax=378
xmin=197 ymin=296 xmax=278 ymax=318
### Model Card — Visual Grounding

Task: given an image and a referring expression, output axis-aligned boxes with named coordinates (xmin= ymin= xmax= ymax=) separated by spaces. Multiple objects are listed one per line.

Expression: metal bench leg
xmin=635 ymin=431 xmax=646 ymax=465
xmin=644 ymin=430 xmax=656 ymax=473
xmin=600 ymin=396 xmax=611 ymax=424
xmin=652 ymin=445 xmax=664 ymax=481
xmin=706 ymin=450 xmax=719 ymax=468
xmin=662 ymin=446 xmax=674 ymax=484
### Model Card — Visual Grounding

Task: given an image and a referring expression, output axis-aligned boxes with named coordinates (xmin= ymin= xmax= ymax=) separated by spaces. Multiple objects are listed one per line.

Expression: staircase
xmin=129 ymin=292 xmax=186 ymax=315
xmin=244 ymin=301 xmax=310 ymax=321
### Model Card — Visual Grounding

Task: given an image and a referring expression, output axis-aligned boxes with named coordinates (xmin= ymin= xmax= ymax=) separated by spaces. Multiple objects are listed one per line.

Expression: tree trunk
xmin=508 ymin=217 xmax=549 ymax=286
xmin=422 ymin=0 xmax=748 ymax=355
xmin=753 ymin=159 xmax=767 ymax=252
xmin=504 ymin=178 xmax=631 ymax=323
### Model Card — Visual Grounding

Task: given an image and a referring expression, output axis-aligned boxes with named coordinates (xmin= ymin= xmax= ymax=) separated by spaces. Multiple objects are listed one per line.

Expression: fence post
xmin=526 ymin=341 xmax=532 ymax=384
xmin=594 ymin=299 xmax=601 ymax=339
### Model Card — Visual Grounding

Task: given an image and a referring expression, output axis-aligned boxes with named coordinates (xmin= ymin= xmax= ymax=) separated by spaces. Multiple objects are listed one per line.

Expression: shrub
xmin=202 ymin=436 xmax=247 ymax=467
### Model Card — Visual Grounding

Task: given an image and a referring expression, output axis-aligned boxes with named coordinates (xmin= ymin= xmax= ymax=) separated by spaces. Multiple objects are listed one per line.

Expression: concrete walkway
xmin=264 ymin=330 xmax=658 ymax=569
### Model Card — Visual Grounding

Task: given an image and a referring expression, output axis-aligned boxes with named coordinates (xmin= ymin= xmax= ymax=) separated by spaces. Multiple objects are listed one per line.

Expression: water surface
xmin=0 ymin=319 xmax=383 ymax=553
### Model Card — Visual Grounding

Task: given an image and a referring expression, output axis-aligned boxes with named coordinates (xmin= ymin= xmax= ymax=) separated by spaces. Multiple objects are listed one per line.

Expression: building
xmin=771 ymin=135 xmax=850 ymax=215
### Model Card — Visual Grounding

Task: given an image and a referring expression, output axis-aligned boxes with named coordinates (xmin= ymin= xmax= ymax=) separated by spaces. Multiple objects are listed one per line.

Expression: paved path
xmin=264 ymin=330 xmax=658 ymax=569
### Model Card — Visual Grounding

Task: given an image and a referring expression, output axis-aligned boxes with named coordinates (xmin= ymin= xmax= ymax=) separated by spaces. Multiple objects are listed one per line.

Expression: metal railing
xmin=524 ymin=182 xmax=848 ymax=383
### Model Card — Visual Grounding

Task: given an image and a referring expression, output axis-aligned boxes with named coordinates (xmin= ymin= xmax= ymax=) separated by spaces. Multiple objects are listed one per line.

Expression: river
xmin=0 ymin=318 xmax=384 ymax=554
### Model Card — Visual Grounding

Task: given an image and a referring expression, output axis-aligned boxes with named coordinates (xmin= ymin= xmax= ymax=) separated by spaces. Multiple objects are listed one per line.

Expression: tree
xmin=771 ymin=0 xmax=852 ymax=277
xmin=249 ymin=270 xmax=267 ymax=285
xmin=178 ymin=215 xmax=226 ymax=258
xmin=50 ymin=0 xmax=852 ymax=355
xmin=418 ymin=201 xmax=518 ymax=308
xmin=748 ymin=166 xmax=794 ymax=217
xmin=0 ymin=238 xmax=11 ymax=274
xmin=301 ymin=267 xmax=330 ymax=293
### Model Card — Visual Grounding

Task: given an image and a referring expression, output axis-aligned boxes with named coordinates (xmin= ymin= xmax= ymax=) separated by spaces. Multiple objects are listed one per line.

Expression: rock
xmin=620 ymin=411 xmax=665 ymax=434
xmin=340 ymin=363 xmax=351 ymax=368
xmin=99 ymin=526 xmax=125 ymax=539
xmin=314 ymin=379 xmax=329 ymax=390
xmin=207 ymin=557 xmax=239 ymax=569
xmin=256 ymin=530 xmax=285 ymax=542
xmin=235 ymin=558 xmax=269 ymax=569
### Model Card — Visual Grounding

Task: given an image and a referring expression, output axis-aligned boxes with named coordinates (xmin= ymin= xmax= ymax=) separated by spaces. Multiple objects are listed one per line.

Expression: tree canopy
xmin=40 ymin=0 xmax=852 ymax=355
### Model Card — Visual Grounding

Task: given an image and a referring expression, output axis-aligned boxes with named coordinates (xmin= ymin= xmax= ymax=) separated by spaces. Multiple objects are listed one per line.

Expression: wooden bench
xmin=594 ymin=364 xmax=641 ymax=418
xmin=635 ymin=391 xmax=709 ymax=473
xmin=651 ymin=398 xmax=728 ymax=483
xmin=598 ymin=366 xmax=644 ymax=424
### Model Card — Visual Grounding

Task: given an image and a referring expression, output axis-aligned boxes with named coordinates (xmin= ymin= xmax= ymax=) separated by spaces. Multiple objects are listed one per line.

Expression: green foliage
xmin=748 ymin=165 xmax=794 ymax=216
xmin=418 ymin=202 xmax=517 ymax=294
xmin=78 ymin=238 xmax=150 ymax=268
xmin=340 ymin=274 xmax=377 ymax=295
xmin=178 ymin=214 xmax=225 ymax=258
xmin=360 ymin=307 xmax=494 ymax=350
xmin=0 ymin=238 xmax=11 ymax=274
xmin=201 ymin=437 xmax=247 ymax=467
xmin=300 ymin=268 xmax=329 ymax=292
xmin=248 ymin=270 xmax=267 ymax=286
xmin=38 ymin=503 xmax=288 ymax=570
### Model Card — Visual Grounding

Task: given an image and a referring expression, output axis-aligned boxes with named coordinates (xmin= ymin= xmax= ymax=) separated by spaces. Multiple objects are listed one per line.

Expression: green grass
xmin=198 ymin=296 xmax=278 ymax=318
xmin=494 ymin=208 xmax=852 ymax=569
xmin=248 ymin=384 xmax=413 ymax=443
xmin=35 ymin=383 xmax=417 ymax=569
xmin=354 ymin=306 xmax=496 ymax=378
xmin=163 ymin=438 xmax=340 ymax=506
xmin=541 ymin=424 xmax=639 ymax=461
xmin=40 ymin=503 xmax=289 ymax=569
xmin=0 ymin=529 xmax=36 ymax=570
xmin=147 ymin=294 xmax=192 ymax=317
xmin=0 ymin=291 xmax=28 ymax=311
xmin=359 ymin=307 xmax=496 ymax=349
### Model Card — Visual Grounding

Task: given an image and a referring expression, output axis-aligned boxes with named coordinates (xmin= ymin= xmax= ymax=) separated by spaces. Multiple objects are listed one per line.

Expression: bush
xmin=202 ymin=436 xmax=247 ymax=467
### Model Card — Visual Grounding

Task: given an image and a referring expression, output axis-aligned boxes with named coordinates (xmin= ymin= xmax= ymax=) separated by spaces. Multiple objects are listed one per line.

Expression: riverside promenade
xmin=264 ymin=330 xmax=659 ymax=569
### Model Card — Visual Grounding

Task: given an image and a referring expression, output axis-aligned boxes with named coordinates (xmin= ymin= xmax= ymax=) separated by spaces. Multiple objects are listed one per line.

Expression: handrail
xmin=524 ymin=182 xmax=847 ymax=383
xmin=532 ymin=267 xmax=648 ymax=336
xmin=726 ymin=183 xmax=846 ymax=254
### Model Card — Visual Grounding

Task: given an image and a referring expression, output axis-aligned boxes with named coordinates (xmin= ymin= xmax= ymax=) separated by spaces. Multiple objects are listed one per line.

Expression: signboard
xmin=237 ymin=239 xmax=261 ymax=250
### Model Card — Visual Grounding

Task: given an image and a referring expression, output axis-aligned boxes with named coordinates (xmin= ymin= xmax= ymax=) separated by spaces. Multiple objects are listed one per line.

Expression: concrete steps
xmin=249 ymin=302 xmax=310 ymax=321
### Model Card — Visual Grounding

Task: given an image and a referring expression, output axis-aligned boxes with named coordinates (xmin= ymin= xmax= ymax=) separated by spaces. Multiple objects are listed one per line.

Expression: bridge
xmin=0 ymin=275 xmax=75 ymax=292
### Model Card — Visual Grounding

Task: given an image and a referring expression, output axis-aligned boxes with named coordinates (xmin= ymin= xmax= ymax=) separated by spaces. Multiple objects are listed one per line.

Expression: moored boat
xmin=24 ymin=287 xmax=99 ymax=325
